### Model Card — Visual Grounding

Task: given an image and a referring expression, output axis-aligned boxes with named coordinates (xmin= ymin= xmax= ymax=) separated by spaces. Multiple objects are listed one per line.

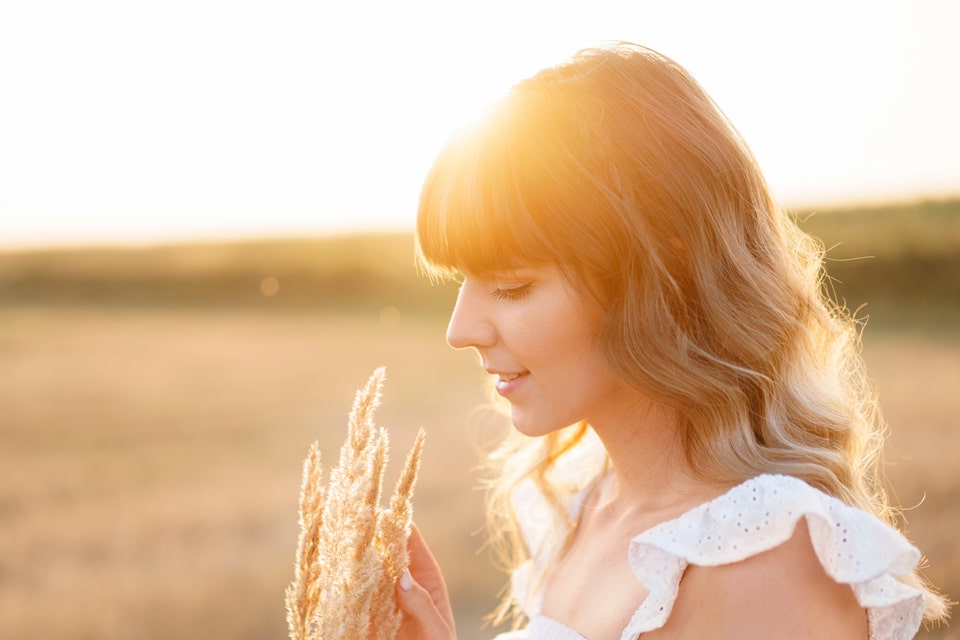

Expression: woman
xmin=396 ymin=43 xmax=948 ymax=639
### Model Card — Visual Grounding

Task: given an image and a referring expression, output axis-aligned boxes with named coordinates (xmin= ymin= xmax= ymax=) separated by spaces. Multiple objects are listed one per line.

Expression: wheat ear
xmin=371 ymin=426 xmax=425 ymax=640
xmin=285 ymin=442 xmax=325 ymax=639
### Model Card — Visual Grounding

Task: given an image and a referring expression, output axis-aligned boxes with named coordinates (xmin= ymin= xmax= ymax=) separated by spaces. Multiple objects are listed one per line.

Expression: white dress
xmin=494 ymin=474 xmax=925 ymax=640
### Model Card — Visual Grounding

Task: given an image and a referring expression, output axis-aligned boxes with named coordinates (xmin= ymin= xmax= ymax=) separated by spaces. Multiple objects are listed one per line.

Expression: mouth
xmin=490 ymin=370 xmax=529 ymax=394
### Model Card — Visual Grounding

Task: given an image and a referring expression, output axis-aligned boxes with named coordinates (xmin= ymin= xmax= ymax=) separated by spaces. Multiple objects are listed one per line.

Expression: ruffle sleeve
xmin=623 ymin=474 xmax=925 ymax=640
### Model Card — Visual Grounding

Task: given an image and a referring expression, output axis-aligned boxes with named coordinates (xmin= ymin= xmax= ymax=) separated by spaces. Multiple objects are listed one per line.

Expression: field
xmin=1 ymin=200 xmax=958 ymax=638
xmin=0 ymin=307 xmax=503 ymax=639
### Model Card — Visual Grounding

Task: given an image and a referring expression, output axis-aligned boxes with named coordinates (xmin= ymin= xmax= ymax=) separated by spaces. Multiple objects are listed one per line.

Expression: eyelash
xmin=492 ymin=283 xmax=533 ymax=301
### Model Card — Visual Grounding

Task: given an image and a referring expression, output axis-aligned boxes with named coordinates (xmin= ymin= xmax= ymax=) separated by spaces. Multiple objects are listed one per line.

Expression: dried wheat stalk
xmin=285 ymin=367 xmax=425 ymax=640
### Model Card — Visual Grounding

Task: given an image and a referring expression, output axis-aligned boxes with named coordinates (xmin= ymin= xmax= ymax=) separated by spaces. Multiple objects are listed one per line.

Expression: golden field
xmin=1 ymin=202 xmax=958 ymax=638
xmin=0 ymin=306 xmax=957 ymax=639
xmin=0 ymin=307 xmax=498 ymax=638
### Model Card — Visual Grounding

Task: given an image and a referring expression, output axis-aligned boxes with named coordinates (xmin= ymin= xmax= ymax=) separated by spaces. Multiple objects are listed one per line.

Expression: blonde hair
xmin=415 ymin=43 xmax=948 ymax=624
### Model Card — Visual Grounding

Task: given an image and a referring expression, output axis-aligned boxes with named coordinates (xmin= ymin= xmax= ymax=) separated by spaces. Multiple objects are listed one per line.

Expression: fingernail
xmin=399 ymin=569 xmax=413 ymax=591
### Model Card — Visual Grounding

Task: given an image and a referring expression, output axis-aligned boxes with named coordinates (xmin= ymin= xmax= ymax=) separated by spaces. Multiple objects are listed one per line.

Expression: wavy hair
xmin=415 ymin=43 xmax=947 ymax=624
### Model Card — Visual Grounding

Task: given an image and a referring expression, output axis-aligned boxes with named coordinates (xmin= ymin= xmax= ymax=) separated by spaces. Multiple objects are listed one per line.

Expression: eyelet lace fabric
xmin=500 ymin=474 xmax=924 ymax=640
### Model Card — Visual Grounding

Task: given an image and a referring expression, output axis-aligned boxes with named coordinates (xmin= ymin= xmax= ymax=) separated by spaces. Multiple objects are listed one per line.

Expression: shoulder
xmin=662 ymin=518 xmax=867 ymax=638
xmin=627 ymin=474 xmax=925 ymax=639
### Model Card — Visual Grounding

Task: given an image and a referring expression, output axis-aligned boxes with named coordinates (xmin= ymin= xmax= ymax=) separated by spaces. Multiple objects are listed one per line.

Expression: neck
xmin=587 ymin=395 xmax=719 ymax=518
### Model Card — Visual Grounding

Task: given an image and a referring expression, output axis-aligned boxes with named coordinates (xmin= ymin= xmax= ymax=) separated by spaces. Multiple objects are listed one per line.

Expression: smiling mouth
xmin=494 ymin=371 xmax=530 ymax=391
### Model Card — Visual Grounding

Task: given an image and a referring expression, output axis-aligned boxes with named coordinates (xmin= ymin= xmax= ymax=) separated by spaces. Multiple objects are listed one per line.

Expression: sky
xmin=1 ymin=0 xmax=958 ymax=248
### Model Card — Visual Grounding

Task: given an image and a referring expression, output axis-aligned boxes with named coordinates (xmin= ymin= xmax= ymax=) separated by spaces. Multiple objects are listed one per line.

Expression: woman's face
xmin=446 ymin=263 xmax=636 ymax=436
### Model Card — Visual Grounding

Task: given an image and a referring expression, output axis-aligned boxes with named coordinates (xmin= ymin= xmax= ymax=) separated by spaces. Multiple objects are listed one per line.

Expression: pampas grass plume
xmin=285 ymin=367 xmax=425 ymax=640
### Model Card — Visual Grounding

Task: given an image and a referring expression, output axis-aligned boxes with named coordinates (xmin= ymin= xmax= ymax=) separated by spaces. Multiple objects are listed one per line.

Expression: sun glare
xmin=0 ymin=0 xmax=956 ymax=247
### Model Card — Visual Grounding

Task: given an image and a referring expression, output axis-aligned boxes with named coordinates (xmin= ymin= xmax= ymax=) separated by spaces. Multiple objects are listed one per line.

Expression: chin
xmin=509 ymin=412 xmax=568 ymax=438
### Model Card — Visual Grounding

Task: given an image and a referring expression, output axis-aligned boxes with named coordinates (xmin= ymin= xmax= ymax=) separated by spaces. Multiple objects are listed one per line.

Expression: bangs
xmin=415 ymin=95 xmax=569 ymax=280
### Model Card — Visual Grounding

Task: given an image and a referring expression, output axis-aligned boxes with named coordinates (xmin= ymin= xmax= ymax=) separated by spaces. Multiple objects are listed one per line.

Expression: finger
xmin=406 ymin=524 xmax=455 ymax=630
xmin=396 ymin=567 xmax=456 ymax=640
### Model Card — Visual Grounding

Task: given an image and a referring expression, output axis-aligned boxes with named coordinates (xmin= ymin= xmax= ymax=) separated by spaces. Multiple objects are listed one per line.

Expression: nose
xmin=445 ymin=278 xmax=496 ymax=350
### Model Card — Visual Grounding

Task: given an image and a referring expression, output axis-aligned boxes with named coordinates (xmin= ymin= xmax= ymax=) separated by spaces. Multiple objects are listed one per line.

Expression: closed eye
xmin=492 ymin=283 xmax=533 ymax=301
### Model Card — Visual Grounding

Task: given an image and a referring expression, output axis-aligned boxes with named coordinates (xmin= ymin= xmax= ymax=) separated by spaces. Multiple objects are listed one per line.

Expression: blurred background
xmin=1 ymin=1 xmax=958 ymax=638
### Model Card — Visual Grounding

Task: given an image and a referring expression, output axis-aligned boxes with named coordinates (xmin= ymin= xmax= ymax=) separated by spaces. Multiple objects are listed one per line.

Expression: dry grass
xmin=0 ymin=306 xmax=494 ymax=639
xmin=285 ymin=367 xmax=424 ymax=640
xmin=0 ymin=306 xmax=955 ymax=639
xmin=862 ymin=333 xmax=960 ymax=636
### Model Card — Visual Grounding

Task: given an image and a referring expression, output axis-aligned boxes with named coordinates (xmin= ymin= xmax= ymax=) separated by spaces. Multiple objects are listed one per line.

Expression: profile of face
xmin=446 ymin=262 xmax=636 ymax=436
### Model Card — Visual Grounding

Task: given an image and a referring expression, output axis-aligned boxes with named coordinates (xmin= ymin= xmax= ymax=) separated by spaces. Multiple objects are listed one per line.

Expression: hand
xmin=395 ymin=524 xmax=457 ymax=640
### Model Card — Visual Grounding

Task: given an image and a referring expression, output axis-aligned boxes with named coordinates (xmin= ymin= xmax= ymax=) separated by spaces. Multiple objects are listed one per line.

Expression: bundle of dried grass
xmin=286 ymin=367 xmax=425 ymax=640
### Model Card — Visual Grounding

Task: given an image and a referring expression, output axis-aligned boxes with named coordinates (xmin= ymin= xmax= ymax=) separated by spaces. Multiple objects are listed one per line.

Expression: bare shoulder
xmin=649 ymin=519 xmax=868 ymax=639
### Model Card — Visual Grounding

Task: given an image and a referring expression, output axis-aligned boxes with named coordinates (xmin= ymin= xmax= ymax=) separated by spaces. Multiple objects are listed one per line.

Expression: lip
xmin=487 ymin=369 xmax=530 ymax=397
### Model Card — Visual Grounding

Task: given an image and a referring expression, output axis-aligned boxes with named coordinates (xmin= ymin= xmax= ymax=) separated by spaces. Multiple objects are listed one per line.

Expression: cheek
xmin=541 ymin=319 xmax=607 ymax=378
xmin=524 ymin=317 xmax=583 ymax=360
